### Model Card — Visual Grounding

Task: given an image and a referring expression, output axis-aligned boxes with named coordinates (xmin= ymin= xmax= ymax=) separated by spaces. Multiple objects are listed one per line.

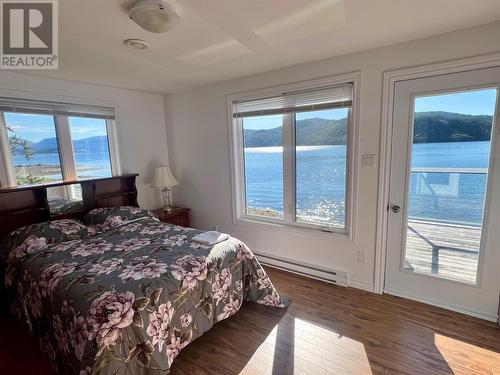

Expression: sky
xmin=69 ymin=117 xmax=108 ymax=140
xmin=414 ymin=88 xmax=497 ymax=115
xmin=5 ymin=113 xmax=108 ymax=142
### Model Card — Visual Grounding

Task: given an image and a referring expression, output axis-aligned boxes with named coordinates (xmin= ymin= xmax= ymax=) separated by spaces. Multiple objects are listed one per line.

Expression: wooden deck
xmin=405 ymin=220 xmax=481 ymax=284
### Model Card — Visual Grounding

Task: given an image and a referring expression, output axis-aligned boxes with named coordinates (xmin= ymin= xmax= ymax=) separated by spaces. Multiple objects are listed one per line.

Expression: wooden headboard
xmin=0 ymin=174 xmax=139 ymax=239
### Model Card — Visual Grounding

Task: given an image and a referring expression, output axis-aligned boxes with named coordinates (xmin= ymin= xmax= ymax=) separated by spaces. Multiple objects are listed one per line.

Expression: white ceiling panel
xmin=17 ymin=0 xmax=500 ymax=93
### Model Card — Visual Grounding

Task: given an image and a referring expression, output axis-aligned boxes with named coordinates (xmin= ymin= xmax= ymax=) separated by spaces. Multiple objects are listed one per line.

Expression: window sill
xmin=235 ymin=213 xmax=349 ymax=238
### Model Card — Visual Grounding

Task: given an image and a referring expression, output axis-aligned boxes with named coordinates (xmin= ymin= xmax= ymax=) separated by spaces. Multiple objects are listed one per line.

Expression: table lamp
xmin=152 ymin=163 xmax=179 ymax=212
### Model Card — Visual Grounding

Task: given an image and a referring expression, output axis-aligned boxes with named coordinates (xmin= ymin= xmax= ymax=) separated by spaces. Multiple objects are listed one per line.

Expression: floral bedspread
xmin=5 ymin=217 xmax=288 ymax=374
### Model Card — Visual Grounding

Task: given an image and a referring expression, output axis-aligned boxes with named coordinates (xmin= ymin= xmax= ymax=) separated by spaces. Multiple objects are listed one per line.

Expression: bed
xmin=0 ymin=175 xmax=288 ymax=374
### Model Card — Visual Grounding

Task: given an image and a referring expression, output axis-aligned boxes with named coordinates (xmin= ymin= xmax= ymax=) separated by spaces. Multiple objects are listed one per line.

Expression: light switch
xmin=362 ymin=154 xmax=376 ymax=167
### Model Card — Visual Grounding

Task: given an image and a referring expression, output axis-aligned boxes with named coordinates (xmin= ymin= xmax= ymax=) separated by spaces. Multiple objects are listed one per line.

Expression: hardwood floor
xmin=1 ymin=267 xmax=499 ymax=374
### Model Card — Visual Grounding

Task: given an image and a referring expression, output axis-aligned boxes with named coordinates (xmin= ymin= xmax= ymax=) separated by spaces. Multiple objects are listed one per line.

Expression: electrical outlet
xmin=357 ymin=251 xmax=366 ymax=264
xmin=361 ymin=154 xmax=376 ymax=167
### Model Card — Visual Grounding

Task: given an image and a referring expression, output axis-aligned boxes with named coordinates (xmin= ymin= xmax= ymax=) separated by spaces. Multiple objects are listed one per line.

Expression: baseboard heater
xmin=255 ymin=252 xmax=349 ymax=287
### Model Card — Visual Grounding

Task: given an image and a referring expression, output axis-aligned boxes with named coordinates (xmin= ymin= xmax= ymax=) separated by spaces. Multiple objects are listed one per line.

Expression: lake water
xmin=13 ymin=152 xmax=112 ymax=179
xmin=14 ymin=142 xmax=491 ymax=226
xmin=244 ymin=141 xmax=491 ymax=226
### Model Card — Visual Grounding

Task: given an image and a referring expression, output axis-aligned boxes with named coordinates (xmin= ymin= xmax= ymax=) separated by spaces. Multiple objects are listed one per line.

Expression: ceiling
xmin=20 ymin=0 xmax=500 ymax=93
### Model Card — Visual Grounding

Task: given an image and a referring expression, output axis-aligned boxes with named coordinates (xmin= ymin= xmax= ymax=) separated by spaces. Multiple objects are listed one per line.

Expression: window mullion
xmin=54 ymin=115 xmax=77 ymax=181
xmin=290 ymin=114 xmax=297 ymax=223
xmin=235 ymin=117 xmax=246 ymax=218
xmin=0 ymin=112 xmax=17 ymax=187
xmin=106 ymin=119 xmax=121 ymax=175
xmin=283 ymin=113 xmax=295 ymax=224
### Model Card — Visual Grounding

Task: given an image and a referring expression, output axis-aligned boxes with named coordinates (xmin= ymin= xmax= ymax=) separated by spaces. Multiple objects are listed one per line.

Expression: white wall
xmin=0 ymin=71 xmax=168 ymax=209
xmin=165 ymin=21 xmax=500 ymax=291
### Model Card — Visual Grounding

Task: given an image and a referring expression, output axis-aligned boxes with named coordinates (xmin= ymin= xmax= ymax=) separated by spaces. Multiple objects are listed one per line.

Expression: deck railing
xmin=411 ymin=167 xmax=487 ymax=174
xmin=409 ymin=167 xmax=488 ymax=227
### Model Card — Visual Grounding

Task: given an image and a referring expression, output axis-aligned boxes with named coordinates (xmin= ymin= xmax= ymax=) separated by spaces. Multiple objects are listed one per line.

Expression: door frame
xmin=375 ymin=53 xmax=500 ymax=315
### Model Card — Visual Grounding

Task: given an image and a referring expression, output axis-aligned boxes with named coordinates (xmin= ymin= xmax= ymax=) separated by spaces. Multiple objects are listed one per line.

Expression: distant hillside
xmin=243 ymin=112 xmax=493 ymax=147
xmin=244 ymin=117 xmax=347 ymax=148
xmin=244 ymin=126 xmax=283 ymax=147
xmin=12 ymin=135 xmax=109 ymax=154
xmin=413 ymin=111 xmax=492 ymax=143
xmin=72 ymin=136 xmax=109 ymax=153
xmin=30 ymin=137 xmax=56 ymax=152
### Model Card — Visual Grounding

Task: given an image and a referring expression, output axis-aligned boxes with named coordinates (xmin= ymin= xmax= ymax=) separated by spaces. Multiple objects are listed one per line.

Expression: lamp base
xmin=162 ymin=206 xmax=176 ymax=213
xmin=161 ymin=188 xmax=174 ymax=213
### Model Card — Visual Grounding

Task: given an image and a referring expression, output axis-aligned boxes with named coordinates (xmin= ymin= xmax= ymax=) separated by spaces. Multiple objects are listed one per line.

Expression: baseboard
xmin=384 ymin=287 xmax=498 ymax=322
xmin=255 ymin=251 xmax=349 ymax=287
xmin=254 ymin=251 xmax=374 ymax=292
xmin=348 ymin=279 xmax=375 ymax=292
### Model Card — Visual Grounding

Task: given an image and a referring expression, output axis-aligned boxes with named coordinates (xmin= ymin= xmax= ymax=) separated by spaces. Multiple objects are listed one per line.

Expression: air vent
xmin=123 ymin=39 xmax=150 ymax=50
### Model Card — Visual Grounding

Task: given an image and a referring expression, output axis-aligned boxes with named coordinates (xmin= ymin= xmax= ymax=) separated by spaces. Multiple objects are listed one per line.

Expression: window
xmin=5 ymin=113 xmax=63 ymax=185
xmin=230 ymin=78 xmax=356 ymax=232
xmin=69 ymin=117 xmax=112 ymax=179
xmin=0 ymin=97 xmax=117 ymax=187
xmin=295 ymin=108 xmax=349 ymax=227
xmin=243 ymin=114 xmax=284 ymax=219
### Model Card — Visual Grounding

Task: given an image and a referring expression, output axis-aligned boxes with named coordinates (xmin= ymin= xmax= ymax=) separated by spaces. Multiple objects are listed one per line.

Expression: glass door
xmin=405 ymin=89 xmax=496 ymax=284
xmin=385 ymin=67 xmax=500 ymax=320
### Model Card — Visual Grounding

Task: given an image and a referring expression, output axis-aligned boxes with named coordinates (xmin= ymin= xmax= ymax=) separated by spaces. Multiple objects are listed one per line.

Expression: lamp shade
xmin=152 ymin=164 xmax=179 ymax=188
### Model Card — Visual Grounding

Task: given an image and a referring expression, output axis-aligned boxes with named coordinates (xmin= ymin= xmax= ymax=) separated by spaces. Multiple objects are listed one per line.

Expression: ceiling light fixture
xmin=123 ymin=38 xmax=150 ymax=50
xmin=128 ymin=0 xmax=180 ymax=33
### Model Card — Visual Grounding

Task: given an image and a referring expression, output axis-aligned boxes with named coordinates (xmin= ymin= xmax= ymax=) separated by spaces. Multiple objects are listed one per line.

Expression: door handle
xmin=391 ymin=205 xmax=401 ymax=213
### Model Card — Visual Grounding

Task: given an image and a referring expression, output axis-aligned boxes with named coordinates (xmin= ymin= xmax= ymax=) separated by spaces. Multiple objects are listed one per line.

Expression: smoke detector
xmin=128 ymin=0 xmax=180 ymax=33
xmin=123 ymin=39 xmax=150 ymax=50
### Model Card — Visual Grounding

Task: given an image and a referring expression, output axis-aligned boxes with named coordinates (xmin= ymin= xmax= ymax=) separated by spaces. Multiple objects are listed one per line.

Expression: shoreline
xmin=14 ymin=164 xmax=109 ymax=183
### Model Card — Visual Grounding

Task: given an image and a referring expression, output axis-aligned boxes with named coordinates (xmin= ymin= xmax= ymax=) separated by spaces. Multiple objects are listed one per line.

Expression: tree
xmin=7 ymin=125 xmax=45 ymax=184
xmin=7 ymin=125 xmax=33 ymax=159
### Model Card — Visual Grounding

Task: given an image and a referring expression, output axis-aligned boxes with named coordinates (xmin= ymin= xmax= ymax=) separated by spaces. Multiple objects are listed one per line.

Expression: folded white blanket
xmin=192 ymin=231 xmax=230 ymax=245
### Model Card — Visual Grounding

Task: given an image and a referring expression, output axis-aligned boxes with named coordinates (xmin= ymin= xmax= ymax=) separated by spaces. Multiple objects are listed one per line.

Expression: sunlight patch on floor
xmin=240 ymin=317 xmax=372 ymax=374
xmin=293 ymin=318 xmax=371 ymax=374
xmin=239 ymin=324 xmax=278 ymax=374
xmin=434 ymin=333 xmax=500 ymax=374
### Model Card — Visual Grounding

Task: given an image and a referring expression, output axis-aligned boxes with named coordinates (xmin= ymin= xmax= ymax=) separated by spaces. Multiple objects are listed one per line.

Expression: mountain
xmin=243 ymin=112 xmax=493 ymax=148
xmin=244 ymin=126 xmax=283 ymax=147
xmin=413 ymin=111 xmax=492 ymax=143
xmin=296 ymin=117 xmax=347 ymax=146
xmin=244 ymin=117 xmax=347 ymax=148
xmin=31 ymin=137 xmax=57 ymax=153
xmin=72 ymin=136 xmax=109 ymax=153
xmin=13 ymin=135 xmax=109 ymax=154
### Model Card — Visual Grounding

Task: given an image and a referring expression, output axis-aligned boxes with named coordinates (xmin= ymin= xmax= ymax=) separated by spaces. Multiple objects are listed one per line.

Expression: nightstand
xmin=152 ymin=207 xmax=190 ymax=227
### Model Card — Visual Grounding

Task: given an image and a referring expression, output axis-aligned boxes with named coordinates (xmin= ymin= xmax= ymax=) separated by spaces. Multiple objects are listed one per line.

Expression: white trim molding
xmin=374 ymin=52 xmax=500 ymax=294
xmin=385 ymin=287 xmax=498 ymax=322
xmin=0 ymin=112 xmax=16 ymax=186
xmin=54 ymin=115 xmax=77 ymax=181
xmin=106 ymin=119 xmax=122 ymax=175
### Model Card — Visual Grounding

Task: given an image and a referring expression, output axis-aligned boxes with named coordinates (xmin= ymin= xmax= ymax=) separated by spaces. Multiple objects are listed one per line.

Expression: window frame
xmin=0 ymin=106 xmax=120 ymax=188
xmin=228 ymin=72 xmax=360 ymax=236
